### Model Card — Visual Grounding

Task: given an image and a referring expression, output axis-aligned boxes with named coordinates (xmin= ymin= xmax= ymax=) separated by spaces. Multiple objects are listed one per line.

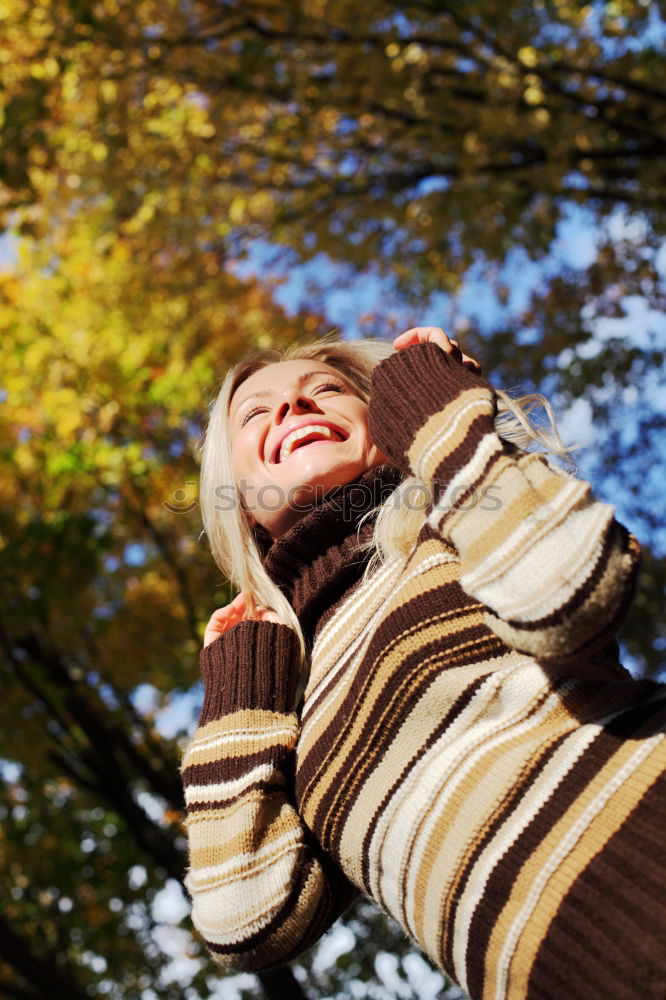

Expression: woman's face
xmin=229 ymin=359 xmax=387 ymax=538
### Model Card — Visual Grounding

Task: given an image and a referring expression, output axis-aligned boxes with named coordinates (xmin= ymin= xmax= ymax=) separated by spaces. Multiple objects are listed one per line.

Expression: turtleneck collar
xmin=263 ymin=464 xmax=403 ymax=642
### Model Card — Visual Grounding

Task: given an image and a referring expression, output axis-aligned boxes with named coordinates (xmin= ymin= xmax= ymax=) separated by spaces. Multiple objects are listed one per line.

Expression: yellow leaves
xmin=518 ymin=46 xmax=539 ymax=68
xmin=121 ymin=189 xmax=167 ymax=233
xmin=228 ymin=195 xmax=246 ymax=224
xmin=316 ymin=107 xmax=340 ymax=133
xmin=22 ymin=338 xmax=51 ymax=370
xmin=122 ymin=202 xmax=155 ymax=234
xmin=238 ymin=121 xmax=265 ymax=141
xmin=0 ymin=271 xmax=19 ymax=303
xmin=12 ymin=443 xmax=38 ymax=473
xmin=52 ymin=395 xmax=83 ymax=439
xmin=188 ymin=118 xmax=215 ymax=139
xmin=497 ymin=71 xmax=517 ymax=90
xmin=194 ymin=152 xmax=215 ymax=173
xmin=30 ymin=56 xmax=60 ymax=80
xmin=28 ymin=167 xmax=58 ymax=195
xmin=96 ymin=401 xmax=119 ymax=434
xmin=100 ymin=80 xmax=117 ymax=103
xmin=524 ymin=85 xmax=545 ymax=106
xmin=250 ymin=191 xmax=274 ymax=216
xmin=605 ymin=0 xmax=633 ymax=15
xmin=227 ymin=190 xmax=276 ymax=227
xmin=142 ymin=82 xmax=183 ymax=109
xmin=61 ymin=66 xmax=81 ymax=103
xmin=403 ymin=43 xmax=425 ymax=66
xmin=463 ymin=132 xmax=482 ymax=154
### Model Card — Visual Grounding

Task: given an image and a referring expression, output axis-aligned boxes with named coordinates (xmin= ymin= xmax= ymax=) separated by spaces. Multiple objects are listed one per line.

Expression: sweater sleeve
xmin=181 ymin=620 xmax=355 ymax=971
xmin=368 ymin=343 xmax=641 ymax=663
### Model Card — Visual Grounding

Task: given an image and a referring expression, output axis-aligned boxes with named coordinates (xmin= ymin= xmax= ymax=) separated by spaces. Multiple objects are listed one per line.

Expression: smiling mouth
xmin=273 ymin=424 xmax=347 ymax=464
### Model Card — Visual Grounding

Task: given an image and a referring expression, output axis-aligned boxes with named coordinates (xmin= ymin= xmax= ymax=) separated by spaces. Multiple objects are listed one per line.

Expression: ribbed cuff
xmin=369 ymin=342 xmax=494 ymax=470
xmin=198 ymin=621 xmax=301 ymax=725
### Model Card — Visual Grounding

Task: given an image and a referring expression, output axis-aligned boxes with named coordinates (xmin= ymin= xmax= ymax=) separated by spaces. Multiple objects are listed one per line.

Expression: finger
xmin=395 ymin=327 xmax=464 ymax=364
xmin=207 ymin=595 xmax=248 ymax=629
xmin=255 ymin=605 xmax=282 ymax=624
xmin=393 ymin=326 xmax=451 ymax=345
xmin=462 ymin=354 xmax=483 ymax=374
xmin=448 ymin=339 xmax=463 ymax=363
xmin=209 ymin=595 xmax=245 ymax=622
xmin=208 ymin=606 xmax=236 ymax=624
xmin=203 ymin=620 xmax=230 ymax=646
xmin=225 ymin=592 xmax=249 ymax=620
xmin=392 ymin=328 xmax=423 ymax=349
xmin=205 ymin=613 xmax=238 ymax=637
xmin=393 ymin=327 xmax=452 ymax=350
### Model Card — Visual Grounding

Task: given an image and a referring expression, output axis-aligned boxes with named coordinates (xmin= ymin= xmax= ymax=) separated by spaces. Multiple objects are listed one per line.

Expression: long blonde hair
xmin=199 ymin=336 xmax=572 ymax=664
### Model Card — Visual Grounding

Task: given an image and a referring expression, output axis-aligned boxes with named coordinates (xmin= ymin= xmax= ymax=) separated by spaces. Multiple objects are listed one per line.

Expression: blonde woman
xmin=182 ymin=328 xmax=666 ymax=1000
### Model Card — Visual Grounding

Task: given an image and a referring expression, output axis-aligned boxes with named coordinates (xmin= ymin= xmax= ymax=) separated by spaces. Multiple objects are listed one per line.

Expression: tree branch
xmin=0 ymin=916 xmax=89 ymax=1000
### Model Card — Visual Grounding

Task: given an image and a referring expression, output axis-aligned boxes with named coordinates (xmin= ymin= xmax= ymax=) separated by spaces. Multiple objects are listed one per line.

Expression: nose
xmin=274 ymin=390 xmax=321 ymax=423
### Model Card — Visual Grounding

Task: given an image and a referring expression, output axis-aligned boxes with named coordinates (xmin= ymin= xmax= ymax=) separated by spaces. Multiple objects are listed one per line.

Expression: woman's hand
xmin=203 ymin=592 xmax=282 ymax=648
xmin=393 ymin=327 xmax=482 ymax=374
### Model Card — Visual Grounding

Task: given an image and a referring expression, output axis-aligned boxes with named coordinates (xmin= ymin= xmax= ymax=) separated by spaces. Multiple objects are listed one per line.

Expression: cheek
xmin=349 ymin=403 xmax=371 ymax=434
xmin=230 ymin=446 xmax=242 ymax=481
xmin=357 ymin=410 xmax=377 ymax=451
xmin=230 ymin=443 xmax=254 ymax=495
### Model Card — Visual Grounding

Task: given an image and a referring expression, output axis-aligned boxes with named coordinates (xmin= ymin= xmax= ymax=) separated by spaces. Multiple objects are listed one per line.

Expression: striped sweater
xmin=182 ymin=343 xmax=666 ymax=1000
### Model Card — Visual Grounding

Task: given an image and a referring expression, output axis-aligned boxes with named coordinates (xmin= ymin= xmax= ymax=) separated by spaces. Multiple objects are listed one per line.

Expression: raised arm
xmin=368 ymin=338 xmax=641 ymax=663
xmin=181 ymin=618 xmax=355 ymax=971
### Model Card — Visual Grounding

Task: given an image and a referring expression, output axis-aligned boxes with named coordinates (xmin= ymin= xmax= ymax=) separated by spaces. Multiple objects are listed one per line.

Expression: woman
xmin=181 ymin=328 xmax=666 ymax=1000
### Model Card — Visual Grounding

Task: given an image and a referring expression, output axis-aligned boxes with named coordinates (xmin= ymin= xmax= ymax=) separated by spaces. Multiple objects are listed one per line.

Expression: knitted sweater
xmin=182 ymin=344 xmax=666 ymax=1000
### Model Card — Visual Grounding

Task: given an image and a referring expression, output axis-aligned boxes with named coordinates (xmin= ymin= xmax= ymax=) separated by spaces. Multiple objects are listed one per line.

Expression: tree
xmin=1 ymin=0 xmax=664 ymax=997
xmin=2 ymin=0 xmax=665 ymax=297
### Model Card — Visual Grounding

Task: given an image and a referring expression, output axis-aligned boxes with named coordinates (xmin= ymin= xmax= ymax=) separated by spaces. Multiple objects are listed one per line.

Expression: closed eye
xmin=241 ymin=406 xmax=268 ymax=426
xmin=314 ymin=382 xmax=346 ymax=394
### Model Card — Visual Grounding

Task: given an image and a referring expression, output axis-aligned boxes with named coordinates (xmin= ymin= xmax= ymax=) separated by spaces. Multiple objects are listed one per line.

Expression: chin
xmin=259 ymin=463 xmax=370 ymax=539
xmin=294 ymin=460 xmax=368 ymax=493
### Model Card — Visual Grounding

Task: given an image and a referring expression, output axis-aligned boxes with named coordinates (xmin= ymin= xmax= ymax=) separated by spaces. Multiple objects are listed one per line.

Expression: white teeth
xmin=278 ymin=424 xmax=339 ymax=463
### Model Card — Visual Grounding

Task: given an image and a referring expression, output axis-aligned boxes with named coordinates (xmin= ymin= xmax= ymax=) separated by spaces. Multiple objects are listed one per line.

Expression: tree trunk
xmin=258 ymin=966 xmax=309 ymax=1000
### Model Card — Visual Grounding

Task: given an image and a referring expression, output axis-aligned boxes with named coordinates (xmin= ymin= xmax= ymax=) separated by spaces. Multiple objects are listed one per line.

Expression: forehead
xmin=231 ymin=359 xmax=345 ymax=408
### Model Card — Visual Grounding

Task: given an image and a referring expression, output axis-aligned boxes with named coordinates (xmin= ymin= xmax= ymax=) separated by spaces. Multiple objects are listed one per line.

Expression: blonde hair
xmin=199 ymin=336 xmax=573 ymax=666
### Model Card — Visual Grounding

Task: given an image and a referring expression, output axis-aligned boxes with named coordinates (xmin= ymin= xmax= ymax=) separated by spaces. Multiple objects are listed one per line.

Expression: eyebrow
xmin=232 ymin=370 xmax=346 ymax=418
